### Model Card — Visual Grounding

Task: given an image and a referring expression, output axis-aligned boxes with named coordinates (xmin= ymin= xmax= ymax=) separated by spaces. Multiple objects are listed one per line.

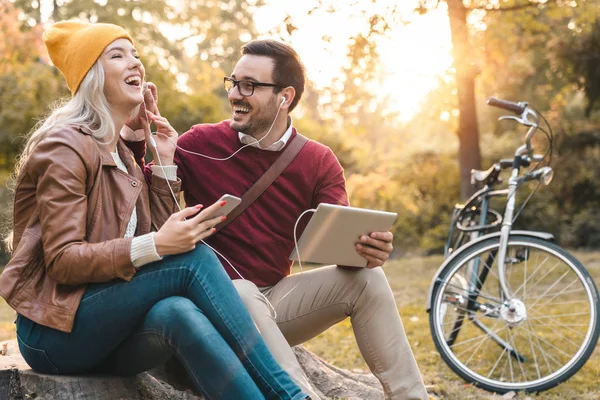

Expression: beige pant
xmin=233 ymin=266 xmax=428 ymax=400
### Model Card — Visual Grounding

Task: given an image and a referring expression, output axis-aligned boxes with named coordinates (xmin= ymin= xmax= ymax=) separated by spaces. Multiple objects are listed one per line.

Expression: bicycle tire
xmin=429 ymin=235 xmax=600 ymax=393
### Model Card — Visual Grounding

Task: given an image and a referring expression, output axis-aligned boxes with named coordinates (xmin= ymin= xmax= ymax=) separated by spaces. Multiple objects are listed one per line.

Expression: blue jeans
xmin=16 ymin=245 xmax=306 ymax=400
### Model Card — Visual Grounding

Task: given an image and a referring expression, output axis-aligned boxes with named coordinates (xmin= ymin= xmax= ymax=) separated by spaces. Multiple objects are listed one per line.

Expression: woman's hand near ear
xmin=145 ymin=110 xmax=178 ymax=166
xmin=144 ymin=82 xmax=160 ymax=116
xmin=122 ymin=82 xmax=159 ymax=141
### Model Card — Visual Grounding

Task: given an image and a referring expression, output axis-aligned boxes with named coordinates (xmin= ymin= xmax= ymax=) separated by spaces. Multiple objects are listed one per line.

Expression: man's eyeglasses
xmin=223 ymin=77 xmax=281 ymax=97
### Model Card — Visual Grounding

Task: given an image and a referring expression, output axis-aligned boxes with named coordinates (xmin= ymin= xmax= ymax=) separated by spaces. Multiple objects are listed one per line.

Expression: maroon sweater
xmin=169 ymin=121 xmax=348 ymax=286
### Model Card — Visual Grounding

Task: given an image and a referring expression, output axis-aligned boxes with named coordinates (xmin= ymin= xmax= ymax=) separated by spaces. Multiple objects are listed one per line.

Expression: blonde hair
xmin=4 ymin=60 xmax=115 ymax=251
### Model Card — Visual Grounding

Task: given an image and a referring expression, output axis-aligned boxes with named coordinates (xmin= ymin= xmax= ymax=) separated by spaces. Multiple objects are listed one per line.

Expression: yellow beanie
xmin=43 ymin=20 xmax=134 ymax=96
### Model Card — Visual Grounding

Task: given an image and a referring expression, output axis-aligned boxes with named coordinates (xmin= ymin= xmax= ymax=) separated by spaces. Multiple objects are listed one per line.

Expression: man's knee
xmin=366 ymin=266 xmax=390 ymax=287
xmin=233 ymin=279 xmax=274 ymax=320
xmin=344 ymin=267 xmax=393 ymax=305
xmin=344 ymin=266 xmax=389 ymax=289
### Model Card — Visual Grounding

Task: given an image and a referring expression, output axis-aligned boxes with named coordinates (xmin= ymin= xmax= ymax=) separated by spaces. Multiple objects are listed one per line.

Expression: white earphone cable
xmin=154 ymin=97 xmax=286 ymax=161
xmin=144 ymin=95 xmax=308 ymax=318
xmin=152 ymin=139 xmax=249 ymax=283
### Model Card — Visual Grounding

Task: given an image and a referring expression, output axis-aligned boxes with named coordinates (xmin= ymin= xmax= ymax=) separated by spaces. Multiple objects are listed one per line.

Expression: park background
xmin=1 ymin=0 xmax=600 ymax=398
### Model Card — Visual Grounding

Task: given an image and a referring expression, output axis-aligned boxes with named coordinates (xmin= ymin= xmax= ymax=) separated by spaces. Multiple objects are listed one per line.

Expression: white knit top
xmin=111 ymin=151 xmax=162 ymax=268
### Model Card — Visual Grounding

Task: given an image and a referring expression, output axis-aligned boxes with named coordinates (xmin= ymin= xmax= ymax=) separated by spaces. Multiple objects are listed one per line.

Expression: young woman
xmin=0 ymin=20 xmax=307 ymax=400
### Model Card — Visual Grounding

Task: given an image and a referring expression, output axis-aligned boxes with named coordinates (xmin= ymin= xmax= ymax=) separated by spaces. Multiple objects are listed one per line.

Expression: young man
xmin=129 ymin=40 xmax=428 ymax=400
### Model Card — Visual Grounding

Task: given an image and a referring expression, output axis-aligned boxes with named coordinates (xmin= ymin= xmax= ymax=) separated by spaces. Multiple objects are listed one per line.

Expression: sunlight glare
xmin=254 ymin=0 xmax=453 ymax=121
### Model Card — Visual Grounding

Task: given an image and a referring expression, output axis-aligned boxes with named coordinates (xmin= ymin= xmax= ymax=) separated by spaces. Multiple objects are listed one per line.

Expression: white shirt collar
xmin=238 ymin=117 xmax=293 ymax=151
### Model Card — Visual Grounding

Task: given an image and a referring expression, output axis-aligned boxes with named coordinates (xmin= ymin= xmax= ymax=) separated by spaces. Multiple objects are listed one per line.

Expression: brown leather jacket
xmin=0 ymin=127 xmax=181 ymax=333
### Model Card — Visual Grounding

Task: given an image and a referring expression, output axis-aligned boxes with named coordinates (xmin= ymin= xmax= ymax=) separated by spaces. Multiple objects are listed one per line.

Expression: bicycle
xmin=426 ymin=97 xmax=600 ymax=393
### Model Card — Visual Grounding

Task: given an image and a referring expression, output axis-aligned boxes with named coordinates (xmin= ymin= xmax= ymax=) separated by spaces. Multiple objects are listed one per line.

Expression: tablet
xmin=289 ymin=203 xmax=398 ymax=267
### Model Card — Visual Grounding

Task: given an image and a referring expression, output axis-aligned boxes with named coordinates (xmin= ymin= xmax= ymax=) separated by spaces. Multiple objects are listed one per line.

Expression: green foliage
xmin=0 ymin=295 xmax=16 ymax=342
xmin=0 ymin=0 xmax=244 ymax=158
xmin=476 ymin=0 xmax=600 ymax=125
xmin=303 ymin=254 xmax=600 ymax=399
xmin=0 ymin=170 xmax=11 ymax=265
xmin=0 ymin=4 xmax=67 ymax=167
xmin=557 ymin=20 xmax=600 ymax=116
xmin=516 ymin=130 xmax=600 ymax=248
xmin=348 ymin=152 xmax=460 ymax=254
xmin=2 ymin=0 xmax=600 ymax=254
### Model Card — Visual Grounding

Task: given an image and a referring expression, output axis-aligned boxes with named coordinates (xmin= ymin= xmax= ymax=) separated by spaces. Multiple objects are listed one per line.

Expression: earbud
xmin=281 ymin=96 xmax=286 ymax=105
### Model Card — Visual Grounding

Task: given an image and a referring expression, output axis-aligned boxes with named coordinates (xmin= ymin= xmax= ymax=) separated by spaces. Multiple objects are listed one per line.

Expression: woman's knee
xmin=167 ymin=244 xmax=224 ymax=277
xmin=145 ymin=297 xmax=210 ymax=348
xmin=186 ymin=244 xmax=221 ymax=266
xmin=145 ymin=296 xmax=199 ymax=329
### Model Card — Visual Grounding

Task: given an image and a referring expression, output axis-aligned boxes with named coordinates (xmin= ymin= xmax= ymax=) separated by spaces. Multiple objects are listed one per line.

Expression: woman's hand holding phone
xmin=154 ymin=200 xmax=228 ymax=256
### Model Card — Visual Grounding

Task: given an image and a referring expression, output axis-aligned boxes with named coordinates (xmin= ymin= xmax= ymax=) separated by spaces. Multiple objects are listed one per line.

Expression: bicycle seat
xmin=471 ymin=164 xmax=502 ymax=186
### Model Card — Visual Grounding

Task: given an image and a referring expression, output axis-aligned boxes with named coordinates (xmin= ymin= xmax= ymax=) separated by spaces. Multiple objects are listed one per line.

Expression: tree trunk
xmin=0 ymin=340 xmax=384 ymax=400
xmin=446 ymin=0 xmax=482 ymax=200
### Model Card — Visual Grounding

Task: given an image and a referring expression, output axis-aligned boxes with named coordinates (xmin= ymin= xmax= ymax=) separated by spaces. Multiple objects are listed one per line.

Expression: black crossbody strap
xmin=214 ymin=134 xmax=308 ymax=232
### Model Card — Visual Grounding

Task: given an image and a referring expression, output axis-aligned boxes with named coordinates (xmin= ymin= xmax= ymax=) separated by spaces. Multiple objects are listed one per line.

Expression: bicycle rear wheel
xmin=429 ymin=236 xmax=600 ymax=393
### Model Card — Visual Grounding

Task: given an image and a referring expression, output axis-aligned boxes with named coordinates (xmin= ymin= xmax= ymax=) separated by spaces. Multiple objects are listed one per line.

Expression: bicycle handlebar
xmin=487 ymin=96 xmax=541 ymax=156
xmin=487 ymin=97 xmax=527 ymax=115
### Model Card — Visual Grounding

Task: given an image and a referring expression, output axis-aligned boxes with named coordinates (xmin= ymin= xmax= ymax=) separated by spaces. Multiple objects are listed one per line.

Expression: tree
xmin=2 ymin=340 xmax=387 ymax=399
xmin=556 ymin=20 xmax=600 ymax=117
xmin=0 ymin=1 xmax=66 ymax=167
xmin=444 ymin=0 xmax=482 ymax=200
xmin=3 ymin=0 xmax=264 ymax=152
xmin=414 ymin=0 xmax=566 ymax=198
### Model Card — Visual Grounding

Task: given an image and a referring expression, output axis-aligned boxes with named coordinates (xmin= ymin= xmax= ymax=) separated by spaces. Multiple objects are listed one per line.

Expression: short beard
xmin=231 ymin=96 xmax=278 ymax=138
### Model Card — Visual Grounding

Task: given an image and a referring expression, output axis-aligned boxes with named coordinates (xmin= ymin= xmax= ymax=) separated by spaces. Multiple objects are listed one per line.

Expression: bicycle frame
xmin=442 ymin=109 xmax=542 ymax=306
xmin=426 ymin=230 xmax=554 ymax=311
xmin=426 ymin=106 xmax=557 ymax=363
xmin=496 ymin=121 xmax=540 ymax=302
xmin=425 ymin=99 xmax=600 ymax=393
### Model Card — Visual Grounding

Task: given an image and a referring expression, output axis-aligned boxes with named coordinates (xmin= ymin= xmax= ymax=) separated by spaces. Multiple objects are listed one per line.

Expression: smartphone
xmin=213 ymin=194 xmax=242 ymax=218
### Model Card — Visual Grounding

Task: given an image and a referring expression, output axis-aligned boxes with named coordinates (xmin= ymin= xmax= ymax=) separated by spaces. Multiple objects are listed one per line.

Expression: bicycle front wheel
xmin=429 ymin=236 xmax=600 ymax=393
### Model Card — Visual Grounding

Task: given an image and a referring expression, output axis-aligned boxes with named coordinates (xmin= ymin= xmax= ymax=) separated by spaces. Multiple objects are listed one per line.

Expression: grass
xmin=1 ymin=252 xmax=600 ymax=399
xmin=0 ymin=295 xmax=16 ymax=342
xmin=301 ymin=251 xmax=600 ymax=399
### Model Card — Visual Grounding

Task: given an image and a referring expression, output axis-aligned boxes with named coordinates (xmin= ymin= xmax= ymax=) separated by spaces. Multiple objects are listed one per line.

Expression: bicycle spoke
xmin=440 ymin=311 xmax=479 ymax=328
xmin=534 ymin=278 xmax=584 ymax=309
xmin=528 ymin=259 xmax=564 ymax=295
xmin=527 ymin=311 xmax=591 ymax=321
xmin=525 ymin=319 xmax=555 ymax=374
xmin=439 ymin=308 xmax=500 ymax=345
xmin=527 ymin=270 xmax=574 ymax=309
xmin=527 ymin=307 xmax=588 ymax=340
xmin=461 ymin=319 xmax=504 ymax=366
xmin=506 ymin=326 xmax=527 ymax=383
xmin=432 ymin=237 xmax=599 ymax=391
xmin=487 ymin=337 xmax=510 ymax=379
xmin=530 ymin=320 xmax=584 ymax=351
xmin=522 ymin=249 xmax=529 ymax=303
xmin=524 ymin=320 xmax=542 ymax=380
xmin=525 ymin=294 xmax=588 ymax=305
xmin=519 ymin=325 xmax=573 ymax=360
xmin=511 ymin=255 xmax=555 ymax=297
xmin=451 ymin=325 xmax=507 ymax=352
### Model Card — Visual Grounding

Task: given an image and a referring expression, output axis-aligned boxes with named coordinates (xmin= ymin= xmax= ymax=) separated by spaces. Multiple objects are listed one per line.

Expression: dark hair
xmin=241 ymin=40 xmax=306 ymax=113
